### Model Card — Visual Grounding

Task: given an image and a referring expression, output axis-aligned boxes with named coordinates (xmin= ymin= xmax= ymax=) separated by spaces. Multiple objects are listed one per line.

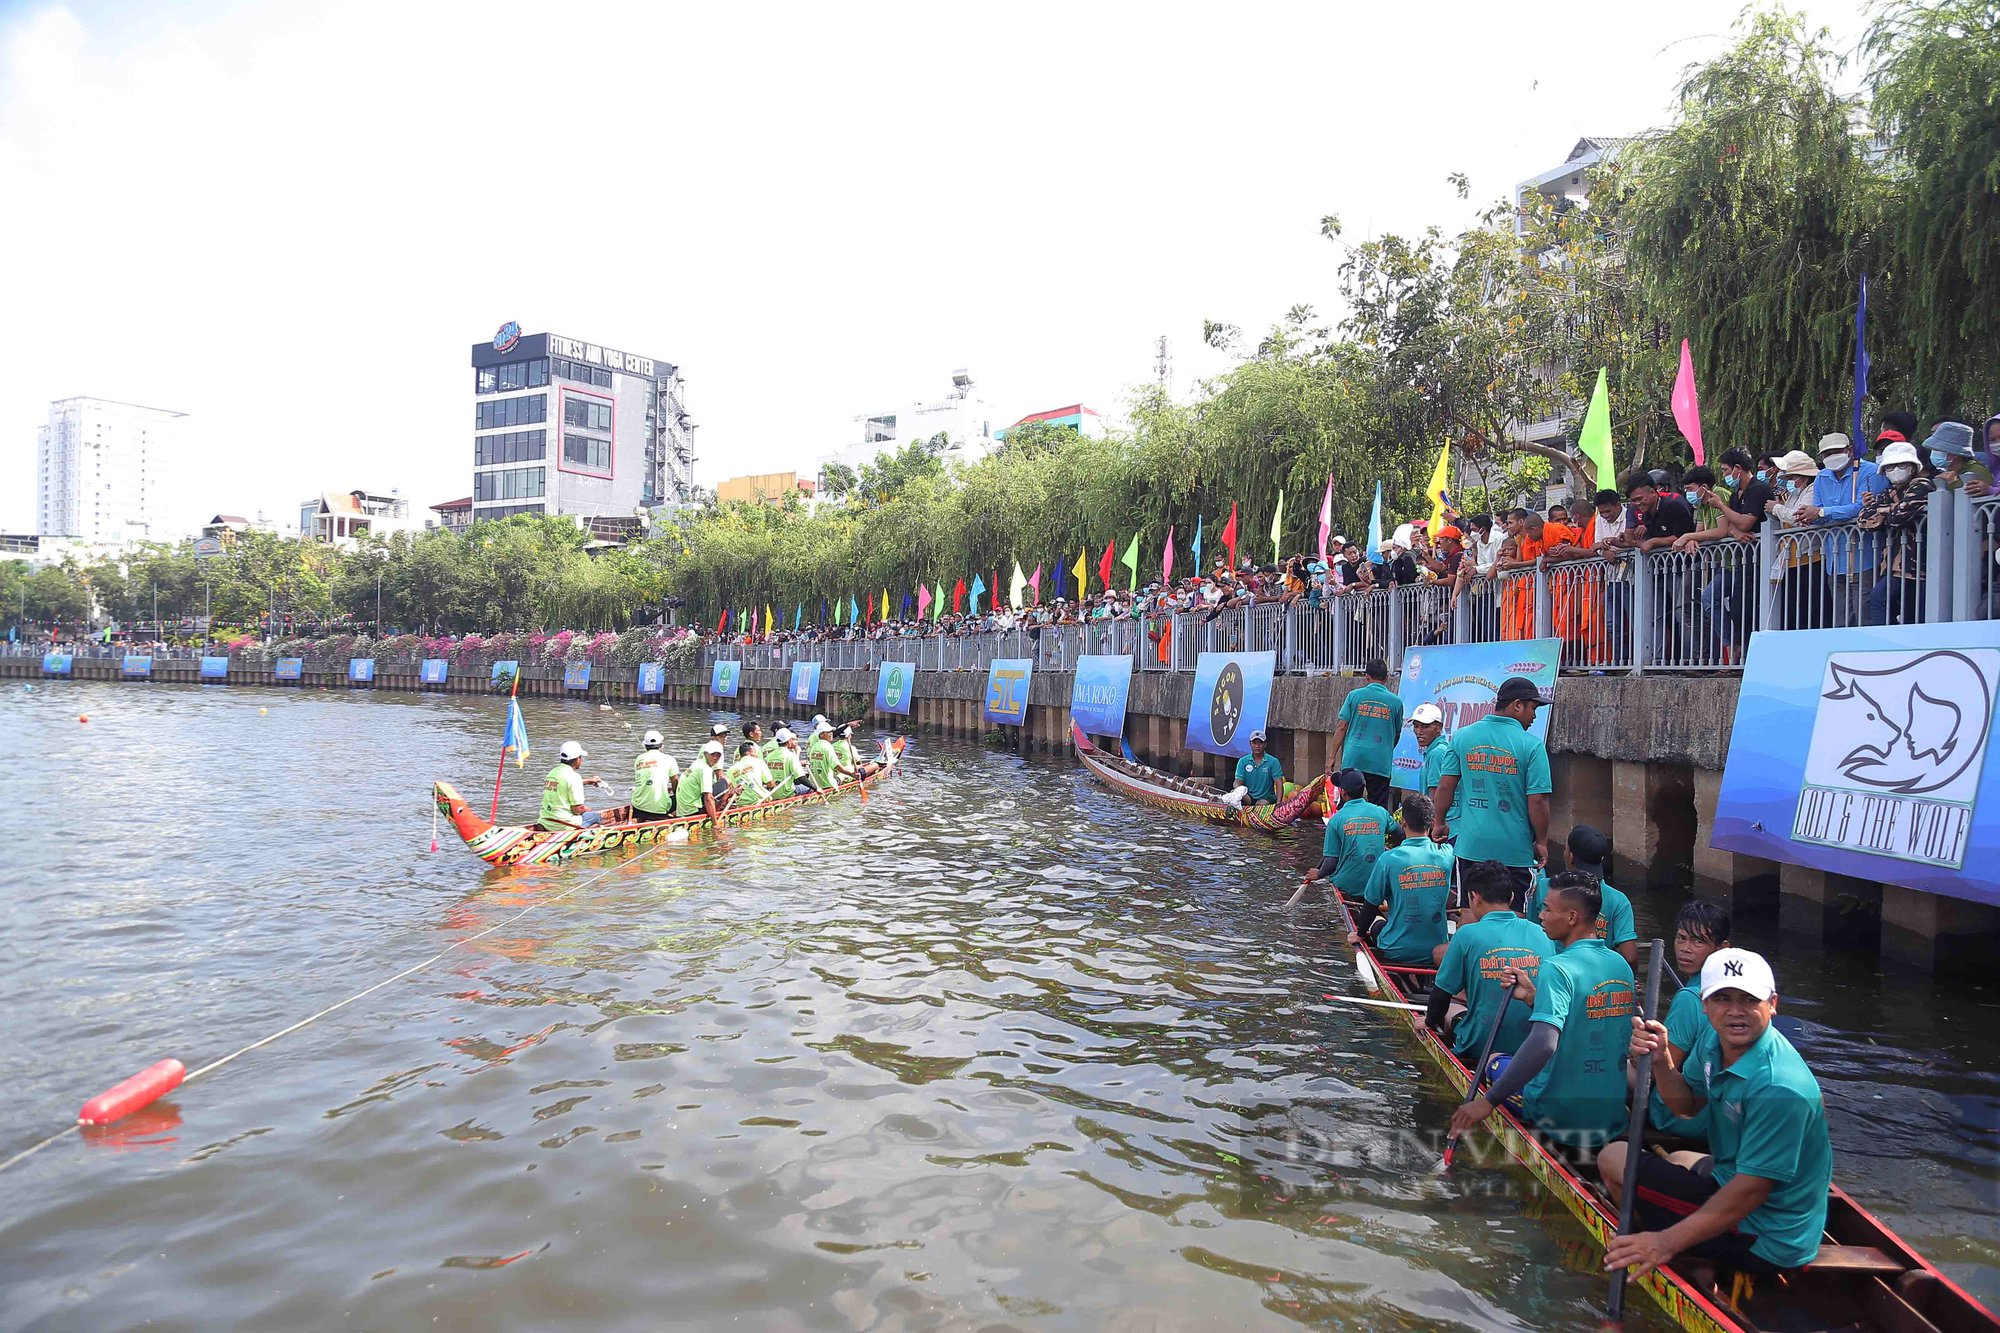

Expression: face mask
xmin=1886 ymin=464 xmax=1917 ymax=485
xmin=1782 ymin=478 xmax=1801 ymax=494
xmin=1756 ymin=469 xmax=1771 ymax=484
xmin=1822 ymin=452 xmax=1850 ymax=472
xmin=1684 ymin=490 xmax=1701 ymax=508
xmin=1931 ymin=449 xmax=1952 ymax=469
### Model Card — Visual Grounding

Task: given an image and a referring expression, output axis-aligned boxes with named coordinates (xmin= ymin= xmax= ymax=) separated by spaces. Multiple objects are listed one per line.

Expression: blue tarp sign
xmin=275 ymin=658 xmax=303 ymax=680
xmin=711 ymin=658 xmax=741 ymax=698
xmin=349 ymin=657 xmax=375 ymax=683
xmin=41 ymin=652 xmax=72 ymax=675
xmin=983 ymin=657 xmax=1034 ymax=726
xmin=200 ymin=656 xmax=230 ymax=680
xmin=490 ymin=660 xmax=519 ymax=689
xmin=420 ymin=658 xmax=449 ymax=685
xmin=122 ymin=655 xmax=152 ymax=677
xmin=789 ymin=660 xmax=821 ymax=706
xmin=637 ymin=662 xmax=665 ymax=695
xmin=874 ymin=661 xmax=916 ymax=716
xmin=1391 ymin=639 xmax=1562 ymax=782
xmin=1184 ymin=651 xmax=1275 ymax=758
xmin=1070 ymin=654 xmax=1132 ymax=739
xmin=564 ymin=661 xmax=592 ymax=689
xmin=1715 ymin=624 xmax=2000 ymax=907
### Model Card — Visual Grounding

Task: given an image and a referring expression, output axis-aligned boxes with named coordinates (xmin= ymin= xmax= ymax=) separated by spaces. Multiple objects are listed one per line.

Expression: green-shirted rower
xmin=631 ymin=730 xmax=680 ymax=822
xmin=1426 ymin=858 xmax=1556 ymax=1058
xmin=834 ymin=724 xmax=881 ymax=780
xmin=539 ymin=741 xmax=607 ymax=831
xmin=1346 ymin=794 xmax=1455 ymax=967
xmin=762 ymin=726 xmax=810 ymax=797
xmin=725 ymin=741 xmax=773 ymax=805
xmin=807 ymin=721 xmax=843 ymax=790
xmin=675 ymin=739 xmax=731 ymax=821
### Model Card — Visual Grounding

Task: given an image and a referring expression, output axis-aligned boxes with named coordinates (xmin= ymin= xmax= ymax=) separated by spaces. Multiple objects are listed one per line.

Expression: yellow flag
xmin=880 ymin=588 xmax=889 ymax=622
xmin=1426 ymin=440 xmax=1452 ymax=536
xmin=764 ymin=604 xmax=773 ymax=634
xmin=1072 ymin=545 xmax=1088 ymax=598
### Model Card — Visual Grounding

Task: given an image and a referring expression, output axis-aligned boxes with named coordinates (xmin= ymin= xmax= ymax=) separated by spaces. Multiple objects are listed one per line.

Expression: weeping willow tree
xmin=1625 ymin=9 xmax=1885 ymax=453
xmin=1865 ymin=0 xmax=2000 ymax=416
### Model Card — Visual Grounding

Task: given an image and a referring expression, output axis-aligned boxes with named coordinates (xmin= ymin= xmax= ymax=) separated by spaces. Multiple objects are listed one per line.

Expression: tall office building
xmin=468 ymin=323 xmax=694 ymax=524
xmin=35 ymin=396 xmax=184 ymax=542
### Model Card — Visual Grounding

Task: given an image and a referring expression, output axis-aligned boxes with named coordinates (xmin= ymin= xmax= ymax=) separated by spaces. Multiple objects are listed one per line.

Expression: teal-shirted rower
xmin=1427 ymin=858 xmax=1557 ymax=1061
xmin=1348 ymin=794 xmax=1455 ymax=967
xmin=1233 ymin=731 xmax=1287 ymax=804
xmin=1298 ymin=770 xmax=1388 ymax=900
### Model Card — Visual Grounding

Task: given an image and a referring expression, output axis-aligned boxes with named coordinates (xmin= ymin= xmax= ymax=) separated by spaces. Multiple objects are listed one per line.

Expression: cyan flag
xmin=502 ymin=699 xmax=531 ymax=769
xmin=1365 ymin=480 xmax=1384 ymax=565
xmin=1191 ymin=515 xmax=1203 ymax=576
xmin=969 ymin=574 xmax=987 ymax=613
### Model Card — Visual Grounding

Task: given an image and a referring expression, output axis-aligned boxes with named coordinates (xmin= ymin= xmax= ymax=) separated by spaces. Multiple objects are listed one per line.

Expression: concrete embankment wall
xmin=8 ymin=655 xmax=1993 ymax=979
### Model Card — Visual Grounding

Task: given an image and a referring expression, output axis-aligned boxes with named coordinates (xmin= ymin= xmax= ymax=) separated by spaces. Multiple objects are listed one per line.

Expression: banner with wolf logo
xmin=1184 ymin=651 xmax=1275 ymax=759
xmin=1715 ymin=624 xmax=2000 ymax=905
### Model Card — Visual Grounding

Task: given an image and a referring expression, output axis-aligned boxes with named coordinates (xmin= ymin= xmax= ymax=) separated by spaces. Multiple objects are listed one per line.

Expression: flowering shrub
xmin=543 ymin=630 xmax=575 ymax=663
xmin=449 ymin=633 xmax=486 ymax=662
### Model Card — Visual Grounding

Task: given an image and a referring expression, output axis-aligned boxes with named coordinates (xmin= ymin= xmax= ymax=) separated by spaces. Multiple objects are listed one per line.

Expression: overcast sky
xmin=0 ymin=0 xmax=1872 ymax=538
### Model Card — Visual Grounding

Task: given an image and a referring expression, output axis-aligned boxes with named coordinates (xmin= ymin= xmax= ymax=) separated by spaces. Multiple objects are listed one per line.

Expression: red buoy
xmin=78 ymin=1058 xmax=185 ymax=1126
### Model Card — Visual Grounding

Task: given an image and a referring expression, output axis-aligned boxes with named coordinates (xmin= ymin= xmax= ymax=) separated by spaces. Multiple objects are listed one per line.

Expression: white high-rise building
xmin=35 ymin=397 xmax=184 ymax=542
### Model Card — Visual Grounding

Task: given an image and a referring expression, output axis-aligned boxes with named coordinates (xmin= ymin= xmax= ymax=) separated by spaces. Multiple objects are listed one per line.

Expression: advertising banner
xmin=41 ymin=652 xmax=72 ymax=675
xmin=1069 ymin=654 xmax=1133 ymax=739
xmin=1391 ymin=638 xmax=1562 ymax=784
xmin=711 ymin=658 xmax=741 ymax=698
xmin=563 ymin=661 xmax=592 ymax=690
xmin=348 ymin=658 xmax=375 ymax=684
xmin=122 ymin=655 xmax=153 ymax=677
xmin=982 ymin=657 xmax=1034 ymax=726
xmin=1715 ymin=624 xmax=2000 ymax=906
xmin=637 ymin=662 xmax=665 ymax=695
xmin=1184 ymin=651 xmax=1275 ymax=758
xmin=420 ymin=658 xmax=449 ymax=686
xmin=200 ymin=656 xmax=230 ymax=680
xmin=789 ymin=660 xmax=821 ymax=707
xmin=874 ymin=661 xmax=916 ymax=716
xmin=275 ymin=658 xmax=303 ymax=681
xmin=490 ymin=660 xmax=519 ymax=689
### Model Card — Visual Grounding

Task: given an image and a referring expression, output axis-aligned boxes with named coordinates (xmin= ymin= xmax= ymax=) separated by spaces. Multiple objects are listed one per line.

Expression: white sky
xmin=0 ymin=0 xmax=1872 ymax=538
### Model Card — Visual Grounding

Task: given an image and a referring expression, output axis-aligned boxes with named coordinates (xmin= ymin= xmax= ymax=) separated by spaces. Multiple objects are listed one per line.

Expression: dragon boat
xmin=434 ymin=737 xmax=907 ymax=866
xmin=1071 ymin=721 xmax=1324 ymax=832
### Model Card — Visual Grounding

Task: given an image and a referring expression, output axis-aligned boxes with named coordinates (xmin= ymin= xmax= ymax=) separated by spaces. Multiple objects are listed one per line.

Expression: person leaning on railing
xmin=1669 ymin=449 xmax=1775 ymax=658
xmin=1857 ymin=439 xmax=1934 ymax=626
xmin=1766 ymin=450 xmax=1827 ymax=630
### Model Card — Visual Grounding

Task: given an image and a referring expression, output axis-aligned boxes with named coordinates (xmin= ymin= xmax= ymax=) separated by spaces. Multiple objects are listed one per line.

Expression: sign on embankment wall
xmin=789 ymin=661 xmax=821 ymax=707
xmin=711 ymin=658 xmax=740 ymax=698
xmin=1183 ymin=651 xmax=1274 ymax=758
xmin=983 ymin=658 xmax=1033 ymax=726
xmin=1069 ymin=654 xmax=1132 ymax=739
xmin=1391 ymin=638 xmax=1561 ymax=783
xmin=874 ymin=661 xmax=915 ymax=716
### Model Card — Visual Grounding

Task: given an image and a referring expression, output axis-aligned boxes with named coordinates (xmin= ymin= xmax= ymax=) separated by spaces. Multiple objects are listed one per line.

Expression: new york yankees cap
xmin=1699 ymin=948 xmax=1777 ymax=1002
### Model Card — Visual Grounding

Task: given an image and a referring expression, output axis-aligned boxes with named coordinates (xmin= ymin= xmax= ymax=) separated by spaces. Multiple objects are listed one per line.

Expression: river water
xmin=0 ymin=683 xmax=1993 ymax=1331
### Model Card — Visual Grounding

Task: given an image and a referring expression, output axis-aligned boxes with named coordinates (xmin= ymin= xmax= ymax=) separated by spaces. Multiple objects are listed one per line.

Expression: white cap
xmin=811 ymin=714 xmax=828 ymax=727
xmin=814 ymin=720 xmax=833 ymax=734
xmin=1699 ymin=948 xmax=1777 ymax=1002
xmin=1249 ymin=730 xmax=1266 ymax=742
xmin=775 ymin=727 xmax=794 ymax=743
xmin=710 ymin=722 xmax=729 ymax=736
xmin=642 ymin=729 xmax=664 ymax=748
xmin=1410 ymin=703 xmax=1444 ymax=725
xmin=558 ymin=741 xmax=586 ymax=762
xmin=1816 ymin=432 xmax=1852 ymax=455
xmin=701 ymin=740 xmax=724 ymax=757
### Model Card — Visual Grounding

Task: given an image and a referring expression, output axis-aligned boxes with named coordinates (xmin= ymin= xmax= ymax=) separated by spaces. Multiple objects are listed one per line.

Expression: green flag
xmin=1121 ymin=531 xmax=1142 ymax=591
xmin=1270 ymin=489 xmax=1285 ymax=564
xmin=832 ymin=596 xmax=842 ymax=626
xmin=932 ymin=582 xmax=943 ymax=623
xmin=1578 ymin=367 xmax=1615 ymax=487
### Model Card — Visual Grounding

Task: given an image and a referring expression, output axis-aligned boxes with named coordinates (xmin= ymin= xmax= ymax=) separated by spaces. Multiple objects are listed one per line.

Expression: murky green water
xmin=0 ymin=683 xmax=1992 ymax=1330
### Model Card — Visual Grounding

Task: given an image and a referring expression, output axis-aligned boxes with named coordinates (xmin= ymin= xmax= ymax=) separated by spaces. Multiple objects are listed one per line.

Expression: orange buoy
xmin=77 ymin=714 xmax=88 ymax=724
xmin=79 ymin=1059 xmax=186 ymax=1126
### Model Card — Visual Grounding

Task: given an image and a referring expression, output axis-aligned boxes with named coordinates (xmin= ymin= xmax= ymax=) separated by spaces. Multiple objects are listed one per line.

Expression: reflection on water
xmin=0 ymin=682 xmax=1991 ymax=1329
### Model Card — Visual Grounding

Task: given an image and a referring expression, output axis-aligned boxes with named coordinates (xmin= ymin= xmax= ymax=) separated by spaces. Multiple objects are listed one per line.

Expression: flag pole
xmin=490 ymin=666 xmax=522 ymax=821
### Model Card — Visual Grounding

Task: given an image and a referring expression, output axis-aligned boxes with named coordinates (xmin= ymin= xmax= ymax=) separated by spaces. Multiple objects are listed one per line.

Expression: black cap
xmin=1495 ymin=676 xmax=1552 ymax=707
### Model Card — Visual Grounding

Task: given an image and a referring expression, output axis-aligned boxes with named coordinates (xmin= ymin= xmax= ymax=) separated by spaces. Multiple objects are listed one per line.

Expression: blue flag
xmin=793 ymin=604 xmax=802 ymax=631
xmin=1365 ymin=480 xmax=1384 ymax=565
xmin=1853 ymin=271 xmax=1870 ymax=456
xmin=502 ymin=699 xmax=532 ymax=769
xmin=969 ymin=574 xmax=987 ymax=613
xmin=848 ymin=595 xmax=860 ymax=624
xmin=1191 ymin=515 xmax=1203 ymax=576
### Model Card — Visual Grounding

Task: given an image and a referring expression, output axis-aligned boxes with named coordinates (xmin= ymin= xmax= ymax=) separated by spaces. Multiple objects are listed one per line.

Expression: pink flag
xmin=1672 ymin=338 xmax=1705 ymax=465
xmin=1163 ymin=525 xmax=1176 ymax=585
xmin=1317 ymin=474 xmax=1334 ymax=565
xmin=1028 ymin=564 xmax=1042 ymax=605
xmin=916 ymin=583 xmax=932 ymax=619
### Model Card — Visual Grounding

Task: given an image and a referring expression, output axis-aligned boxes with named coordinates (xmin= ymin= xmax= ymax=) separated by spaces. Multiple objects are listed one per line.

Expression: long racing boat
xmin=434 ymin=737 xmax=907 ymax=866
xmin=1071 ymin=721 xmax=1323 ymax=832
xmin=1329 ymin=894 xmax=1998 ymax=1333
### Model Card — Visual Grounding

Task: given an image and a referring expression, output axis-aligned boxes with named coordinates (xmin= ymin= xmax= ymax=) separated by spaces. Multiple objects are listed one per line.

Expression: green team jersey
xmin=725 ymin=756 xmax=771 ymax=805
xmin=632 ymin=751 xmax=679 ymax=815
xmin=808 ymin=737 xmax=840 ymax=789
xmin=539 ymin=763 xmax=587 ymax=830
xmin=765 ymin=744 xmax=805 ymax=797
xmin=1321 ymin=798 xmax=1389 ymax=896
xmin=833 ymin=738 xmax=860 ymax=772
xmin=1358 ymin=836 xmax=1455 ymax=966
xmin=1234 ymin=752 xmax=1286 ymax=803
xmin=1338 ymin=682 xmax=1405 ymax=776
xmin=1521 ymin=937 xmax=1635 ymax=1148
xmin=1434 ymin=909 xmax=1553 ymax=1062
xmin=675 ymin=759 xmax=720 ymax=814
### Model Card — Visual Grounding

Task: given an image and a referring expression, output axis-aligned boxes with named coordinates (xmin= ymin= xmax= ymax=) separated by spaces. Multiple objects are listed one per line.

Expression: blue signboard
xmin=1391 ymin=638 xmax=1562 ymax=783
xmin=490 ymin=659 xmax=519 ymax=689
xmin=1715 ymin=624 xmax=2000 ymax=907
xmin=200 ymin=656 xmax=230 ymax=680
xmin=982 ymin=657 xmax=1034 ymax=726
xmin=711 ymin=658 xmax=741 ymax=698
xmin=420 ymin=658 xmax=449 ymax=686
xmin=41 ymin=652 xmax=72 ymax=675
xmin=1069 ymin=654 xmax=1133 ymax=739
xmin=349 ymin=658 xmax=375 ymax=683
xmin=874 ymin=660 xmax=916 ymax=716
xmin=637 ymin=661 xmax=665 ymax=695
xmin=275 ymin=657 xmax=303 ymax=681
xmin=789 ymin=660 xmax=821 ymax=707
xmin=122 ymin=655 xmax=152 ymax=677
xmin=1184 ymin=651 xmax=1276 ymax=759
xmin=564 ymin=661 xmax=592 ymax=689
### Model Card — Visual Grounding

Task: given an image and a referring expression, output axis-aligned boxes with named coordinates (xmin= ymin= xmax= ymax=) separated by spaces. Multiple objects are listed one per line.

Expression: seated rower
xmin=539 ymin=741 xmax=607 ymax=831
xmin=807 ymin=721 xmax=844 ymax=790
xmin=1345 ymin=794 xmax=1454 ymax=968
xmin=1232 ymin=731 xmax=1286 ymax=808
xmin=763 ymin=726 xmax=810 ymax=797
xmin=1648 ymin=901 xmax=1731 ymax=1141
xmin=1426 ymin=858 xmax=1555 ymax=1055
xmin=1297 ymin=769 xmax=1387 ymax=902
xmin=1449 ymin=872 xmax=1636 ymax=1152
xmin=834 ymin=724 xmax=881 ymax=780
xmin=1600 ymin=948 xmax=1832 ymax=1282
xmin=725 ymin=740 xmax=773 ymax=806
xmin=1526 ymin=825 xmax=1641 ymax=967
xmin=675 ymin=739 xmax=732 ymax=821
xmin=631 ymin=730 xmax=680 ymax=823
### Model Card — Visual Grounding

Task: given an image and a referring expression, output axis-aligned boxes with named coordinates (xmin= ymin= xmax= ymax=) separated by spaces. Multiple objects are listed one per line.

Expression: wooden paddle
xmin=1440 ymin=987 xmax=1516 ymax=1170
xmin=1607 ymin=938 xmax=1667 ymax=1322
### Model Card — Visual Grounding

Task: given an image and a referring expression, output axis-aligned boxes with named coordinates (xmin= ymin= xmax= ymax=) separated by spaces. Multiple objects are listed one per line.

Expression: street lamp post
xmin=376 ymin=568 xmax=384 ymax=638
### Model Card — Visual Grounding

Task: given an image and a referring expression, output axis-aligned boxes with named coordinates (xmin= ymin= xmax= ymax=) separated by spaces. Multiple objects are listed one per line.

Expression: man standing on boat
xmin=1448 ymin=872 xmax=1635 ymax=1151
xmin=1410 ymin=703 xmax=1460 ymax=839
xmin=1426 ymin=859 xmax=1554 ymax=1056
xmin=1428 ymin=676 xmax=1551 ymax=910
xmin=1599 ymin=948 xmax=1832 ymax=1281
xmin=676 ymin=739 xmax=732 ymax=821
xmin=1329 ymin=659 xmax=1403 ymax=808
xmin=1298 ymin=770 xmax=1388 ymax=901
xmin=631 ymin=730 xmax=680 ymax=823
xmin=539 ymin=741 xmax=608 ymax=831
xmin=1233 ymin=731 xmax=1287 ymax=807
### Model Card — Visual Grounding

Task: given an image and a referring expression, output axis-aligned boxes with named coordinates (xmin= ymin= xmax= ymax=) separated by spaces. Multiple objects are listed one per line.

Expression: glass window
xmin=563 ymin=433 xmax=611 ymax=472
xmin=563 ymin=398 xmax=613 ymax=431
xmin=477 ymin=367 xmax=497 ymax=393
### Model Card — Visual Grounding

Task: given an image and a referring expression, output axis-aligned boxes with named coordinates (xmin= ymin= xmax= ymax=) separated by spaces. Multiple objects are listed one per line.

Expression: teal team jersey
xmin=1682 ymin=1023 xmax=1833 ymax=1269
xmin=1359 ymin=836 xmax=1455 ymax=966
xmin=1420 ymin=737 xmax=1463 ymax=828
xmin=1527 ymin=874 xmax=1638 ymax=950
xmin=1235 ymin=752 xmax=1286 ymax=803
xmin=1434 ymin=910 xmax=1554 ymax=1061
xmin=1338 ymin=683 xmax=1405 ymax=776
xmin=1435 ymin=713 xmax=1551 ymax=867
xmin=1648 ymin=982 xmax=1708 ymax=1136
xmin=1521 ymin=937 xmax=1635 ymax=1147
xmin=1322 ymin=799 xmax=1389 ymax=896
